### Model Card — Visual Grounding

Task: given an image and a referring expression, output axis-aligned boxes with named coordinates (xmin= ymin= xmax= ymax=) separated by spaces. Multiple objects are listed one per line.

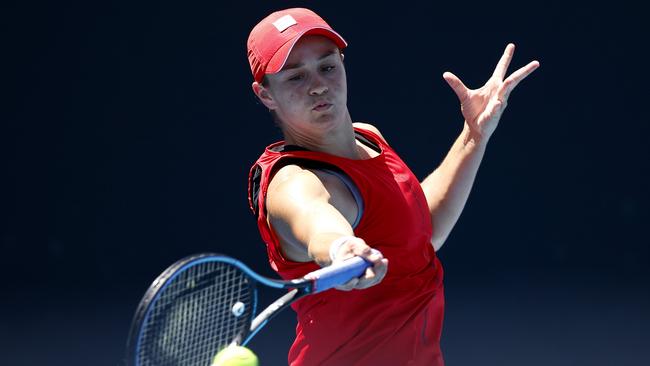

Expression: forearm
xmin=273 ymin=201 xmax=354 ymax=266
xmin=307 ymin=231 xmax=352 ymax=267
xmin=421 ymin=123 xmax=488 ymax=250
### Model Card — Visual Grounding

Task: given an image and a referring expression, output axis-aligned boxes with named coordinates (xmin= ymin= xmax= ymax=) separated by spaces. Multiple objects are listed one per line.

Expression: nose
xmin=308 ymin=75 xmax=328 ymax=96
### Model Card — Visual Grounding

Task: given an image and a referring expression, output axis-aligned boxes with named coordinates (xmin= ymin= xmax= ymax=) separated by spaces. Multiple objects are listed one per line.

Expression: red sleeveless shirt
xmin=248 ymin=127 xmax=445 ymax=365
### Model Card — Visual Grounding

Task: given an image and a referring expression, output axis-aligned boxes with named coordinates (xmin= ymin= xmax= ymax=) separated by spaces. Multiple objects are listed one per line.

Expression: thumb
xmin=443 ymin=72 xmax=469 ymax=103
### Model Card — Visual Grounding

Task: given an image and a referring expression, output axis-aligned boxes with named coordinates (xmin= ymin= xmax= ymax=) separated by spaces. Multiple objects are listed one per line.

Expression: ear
xmin=340 ymin=53 xmax=345 ymax=62
xmin=252 ymin=81 xmax=277 ymax=110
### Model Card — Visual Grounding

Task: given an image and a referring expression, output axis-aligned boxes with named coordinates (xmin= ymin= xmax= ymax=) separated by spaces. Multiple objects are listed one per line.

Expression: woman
xmin=246 ymin=8 xmax=539 ymax=365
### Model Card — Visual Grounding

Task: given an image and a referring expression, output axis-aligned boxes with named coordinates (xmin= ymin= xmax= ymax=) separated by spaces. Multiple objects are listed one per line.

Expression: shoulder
xmin=269 ymin=165 xmax=327 ymax=199
xmin=266 ymin=165 xmax=330 ymax=214
xmin=353 ymin=122 xmax=388 ymax=144
xmin=266 ymin=163 xmax=354 ymax=218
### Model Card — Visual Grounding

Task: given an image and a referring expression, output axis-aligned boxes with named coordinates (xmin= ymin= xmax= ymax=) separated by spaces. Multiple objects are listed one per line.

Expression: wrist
xmin=461 ymin=123 xmax=489 ymax=151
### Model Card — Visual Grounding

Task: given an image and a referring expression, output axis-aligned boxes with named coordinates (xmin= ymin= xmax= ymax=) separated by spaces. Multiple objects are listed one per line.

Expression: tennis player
xmin=246 ymin=8 xmax=539 ymax=365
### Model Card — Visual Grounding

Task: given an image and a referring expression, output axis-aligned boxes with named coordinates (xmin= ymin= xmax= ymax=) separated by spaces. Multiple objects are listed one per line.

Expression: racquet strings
xmin=137 ymin=260 xmax=254 ymax=366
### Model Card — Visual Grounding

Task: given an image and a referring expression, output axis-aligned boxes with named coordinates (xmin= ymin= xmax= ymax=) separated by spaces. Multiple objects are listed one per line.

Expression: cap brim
xmin=265 ymin=28 xmax=347 ymax=76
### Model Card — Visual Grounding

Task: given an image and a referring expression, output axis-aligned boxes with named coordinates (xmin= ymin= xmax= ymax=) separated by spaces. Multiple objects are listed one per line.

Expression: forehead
xmin=283 ymin=35 xmax=340 ymax=68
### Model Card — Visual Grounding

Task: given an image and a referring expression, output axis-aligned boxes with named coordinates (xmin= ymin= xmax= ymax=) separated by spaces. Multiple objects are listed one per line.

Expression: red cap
xmin=247 ymin=8 xmax=347 ymax=83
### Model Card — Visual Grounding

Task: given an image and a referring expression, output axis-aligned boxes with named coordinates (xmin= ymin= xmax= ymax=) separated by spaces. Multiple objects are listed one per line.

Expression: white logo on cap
xmin=273 ymin=15 xmax=297 ymax=32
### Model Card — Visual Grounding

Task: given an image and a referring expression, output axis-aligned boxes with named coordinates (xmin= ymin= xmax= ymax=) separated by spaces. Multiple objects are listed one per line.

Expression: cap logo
xmin=272 ymin=15 xmax=297 ymax=32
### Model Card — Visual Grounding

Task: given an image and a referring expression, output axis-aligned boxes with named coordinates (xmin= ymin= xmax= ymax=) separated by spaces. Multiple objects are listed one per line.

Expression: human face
xmin=256 ymin=36 xmax=348 ymax=134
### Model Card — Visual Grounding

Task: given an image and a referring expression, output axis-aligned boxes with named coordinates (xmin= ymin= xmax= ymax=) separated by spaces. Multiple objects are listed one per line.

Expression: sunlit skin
xmin=252 ymin=36 xmax=539 ymax=290
xmin=443 ymin=43 xmax=540 ymax=144
xmin=252 ymin=36 xmax=388 ymax=290
xmin=253 ymin=36 xmax=361 ymax=160
xmin=423 ymin=44 xmax=539 ymax=249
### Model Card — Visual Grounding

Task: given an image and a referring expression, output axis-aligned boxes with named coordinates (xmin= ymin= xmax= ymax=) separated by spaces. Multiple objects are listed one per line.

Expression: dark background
xmin=2 ymin=1 xmax=648 ymax=365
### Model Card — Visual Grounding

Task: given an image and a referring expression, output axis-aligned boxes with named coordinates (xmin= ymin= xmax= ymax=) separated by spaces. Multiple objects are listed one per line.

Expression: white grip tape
xmin=328 ymin=236 xmax=356 ymax=262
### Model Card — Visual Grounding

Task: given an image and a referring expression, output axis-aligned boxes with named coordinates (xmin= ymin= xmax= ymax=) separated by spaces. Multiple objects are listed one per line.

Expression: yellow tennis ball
xmin=211 ymin=346 xmax=259 ymax=366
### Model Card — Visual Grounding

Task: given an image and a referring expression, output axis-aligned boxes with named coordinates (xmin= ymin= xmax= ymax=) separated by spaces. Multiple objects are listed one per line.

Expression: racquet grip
xmin=306 ymin=256 xmax=371 ymax=293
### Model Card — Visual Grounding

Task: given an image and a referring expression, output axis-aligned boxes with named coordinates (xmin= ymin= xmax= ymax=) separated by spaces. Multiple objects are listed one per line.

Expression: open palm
xmin=443 ymin=43 xmax=539 ymax=141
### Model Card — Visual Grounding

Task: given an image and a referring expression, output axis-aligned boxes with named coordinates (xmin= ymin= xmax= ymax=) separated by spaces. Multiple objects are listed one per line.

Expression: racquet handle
xmin=306 ymin=256 xmax=371 ymax=293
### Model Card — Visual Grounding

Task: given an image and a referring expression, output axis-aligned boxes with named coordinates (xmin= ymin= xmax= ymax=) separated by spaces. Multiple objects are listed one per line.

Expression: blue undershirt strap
xmin=319 ymin=168 xmax=364 ymax=229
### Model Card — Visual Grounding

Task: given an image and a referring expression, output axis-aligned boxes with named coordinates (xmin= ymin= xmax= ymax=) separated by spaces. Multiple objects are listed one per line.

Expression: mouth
xmin=312 ymin=102 xmax=332 ymax=111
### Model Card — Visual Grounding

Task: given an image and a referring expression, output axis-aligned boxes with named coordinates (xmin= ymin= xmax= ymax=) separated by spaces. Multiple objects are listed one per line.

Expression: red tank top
xmin=248 ymin=127 xmax=445 ymax=365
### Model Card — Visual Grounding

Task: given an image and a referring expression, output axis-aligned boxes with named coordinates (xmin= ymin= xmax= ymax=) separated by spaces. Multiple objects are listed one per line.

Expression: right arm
xmin=266 ymin=165 xmax=388 ymax=290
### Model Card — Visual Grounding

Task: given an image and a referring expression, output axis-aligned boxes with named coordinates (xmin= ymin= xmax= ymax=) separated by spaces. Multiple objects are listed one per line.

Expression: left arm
xmin=421 ymin=124 xmax=487 ymax=251
xmin=422 ymin=43 xmax=540 ymax=251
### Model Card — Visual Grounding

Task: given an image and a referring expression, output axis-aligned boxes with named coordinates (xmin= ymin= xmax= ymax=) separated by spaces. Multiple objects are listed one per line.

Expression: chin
xmin=311 ymin=113 xmax=340 ymax=126
xmin=311 ymin=106 xmax=341 ymax=123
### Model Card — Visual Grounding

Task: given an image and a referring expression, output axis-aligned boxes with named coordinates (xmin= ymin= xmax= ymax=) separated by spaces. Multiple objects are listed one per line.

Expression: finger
xmin=373 ymin=258 xmax=388 ymax=280
xmin=334 ymin=239 xmax=381 ymax=264
xmin=336 ymin=277 xmax=359 ymax=291
xmin=492 ymin=43 xmax=515 ymax=80
xmin=354 ymin=267 xmax=378 ymax=290
xmin=334 ymin=240 xmax=387 ymax=290
xmin=348 ymin=241 xmax=384 ymax=262
xmin=443 ymin=72 xmax=470 ymax=104
xmin=505 ymin=60 xmax=540 ymax=86
xmin=498 ymin=60 xmax=540 ymax=101
xmin=355 ymin=258 xmax=388 ymax=289
xmin=332 ymin=237 xmax=365 ymax=262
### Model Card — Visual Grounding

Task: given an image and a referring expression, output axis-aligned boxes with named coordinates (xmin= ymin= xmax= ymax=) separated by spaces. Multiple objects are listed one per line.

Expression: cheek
xmin=276 ymin=90 xmax=306 ymax=116
xmin=287 ymin=92 xmax=304 ymax=110
xmin=333 ymin=80 xmax=347 ymax=99
xmin=331 ymin=69 xmax=347 ymax=94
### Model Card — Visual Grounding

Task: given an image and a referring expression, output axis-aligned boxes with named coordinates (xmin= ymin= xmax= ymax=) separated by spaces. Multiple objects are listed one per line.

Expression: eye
xmin=322 ymin=65 xmax=336 ymax=72
xmin=288 ymin=74 xmax=303 ymax=82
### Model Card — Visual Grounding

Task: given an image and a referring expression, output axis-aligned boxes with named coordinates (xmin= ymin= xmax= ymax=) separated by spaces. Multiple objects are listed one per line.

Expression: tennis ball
xmin=211 ymin=345 xmax=259 ymax=366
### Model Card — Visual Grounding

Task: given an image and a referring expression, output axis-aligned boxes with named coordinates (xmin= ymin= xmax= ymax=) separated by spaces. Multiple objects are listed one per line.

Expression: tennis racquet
xmin=125 ymin=252 xmax=371 ymax=366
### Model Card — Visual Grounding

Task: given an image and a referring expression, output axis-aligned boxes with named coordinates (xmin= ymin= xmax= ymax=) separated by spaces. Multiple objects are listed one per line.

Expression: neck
xmin=283 ymin=111 xmax=360 ymax=159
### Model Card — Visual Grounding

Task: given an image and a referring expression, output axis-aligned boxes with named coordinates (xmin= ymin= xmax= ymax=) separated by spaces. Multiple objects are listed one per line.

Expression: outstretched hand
xmin=330 ymin=237 xmax=388 ymax=291
xmin=443 ymin=43 xmax=539 ymax=142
